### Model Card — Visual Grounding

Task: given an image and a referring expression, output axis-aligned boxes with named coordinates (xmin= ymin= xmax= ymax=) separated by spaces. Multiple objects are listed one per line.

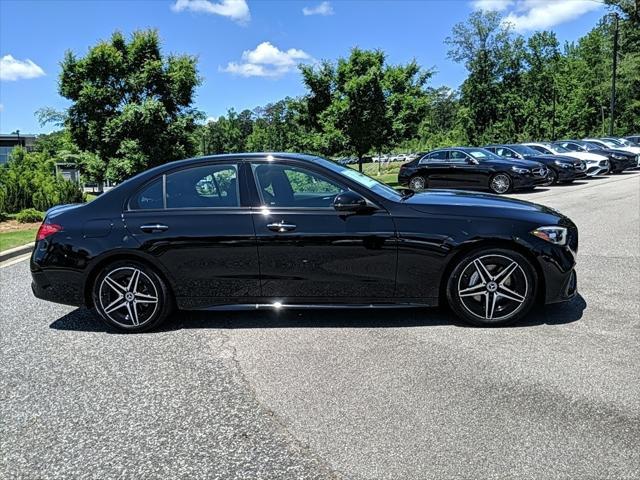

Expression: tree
xmin=59 ymin=29 xmax=201 ymax=184
xmin=304 ymin=48 xmax=391 ymax=171
xmin=446 ymin=10 xmax=514 ymax=144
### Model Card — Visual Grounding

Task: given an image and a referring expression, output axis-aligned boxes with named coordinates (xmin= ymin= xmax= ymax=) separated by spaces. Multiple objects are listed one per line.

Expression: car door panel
xmin=123 ymin=163 xmax=261 ymax=303
xmin=249 ymin=161 xmax=397 ymax=300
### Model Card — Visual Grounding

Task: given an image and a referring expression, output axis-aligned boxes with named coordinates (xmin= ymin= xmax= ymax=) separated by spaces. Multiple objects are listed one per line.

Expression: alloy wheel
xmin=490 ymin=174 xmax=511 ymax=194
xmin=409 ymin=176 xmax=426 ymax=190
xmin=543 ymin=169 xmax=557 ymax=186
xmin=456 ymin=254 xmax=528 ymax=322
xmin=98 ymin=267 xmax=159 ymax=328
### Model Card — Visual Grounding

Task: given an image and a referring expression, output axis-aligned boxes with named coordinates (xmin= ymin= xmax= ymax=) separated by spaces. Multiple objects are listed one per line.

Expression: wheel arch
xmin=438 ymin=238 xmax=546 ymax=306
xmin=83 ymin=251 xmax=176 ymax=308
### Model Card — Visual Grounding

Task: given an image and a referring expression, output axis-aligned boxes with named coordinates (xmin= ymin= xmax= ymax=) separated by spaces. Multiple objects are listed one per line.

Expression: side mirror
xmin=333 ymin=191 xmax=371 ymax=213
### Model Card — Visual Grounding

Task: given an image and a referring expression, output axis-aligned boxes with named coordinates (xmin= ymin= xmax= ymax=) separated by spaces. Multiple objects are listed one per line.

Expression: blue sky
xmin=0 ymin=0 xmax=606 ymax=134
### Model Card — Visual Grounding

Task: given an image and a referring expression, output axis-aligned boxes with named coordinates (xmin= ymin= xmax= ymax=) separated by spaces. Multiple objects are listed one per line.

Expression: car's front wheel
xmin=92 ymin=260 xmax=173 ymax=332
xmin=544 ymin=169 xmax=558 ymax=185
xmin=409 ymin=175 xmax=427 ymax=190
xmin=489 ymin=173 xmax=512 ymax=194
xmin=446 ymin=248 xmax=537 ymax=326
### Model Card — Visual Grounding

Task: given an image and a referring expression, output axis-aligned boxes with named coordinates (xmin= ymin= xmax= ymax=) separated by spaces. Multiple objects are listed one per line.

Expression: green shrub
xmin=0 ymin=211 xmax=9 ymax=222
xmin=16 ymin=208 xmax=44 ymax=224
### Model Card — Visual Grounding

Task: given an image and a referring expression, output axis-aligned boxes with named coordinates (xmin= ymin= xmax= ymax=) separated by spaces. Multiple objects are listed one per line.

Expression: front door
xmin=123 ymin=162 xmax=261 ymax=304
xmin=248 ymin=160 xmax=397 ymax=301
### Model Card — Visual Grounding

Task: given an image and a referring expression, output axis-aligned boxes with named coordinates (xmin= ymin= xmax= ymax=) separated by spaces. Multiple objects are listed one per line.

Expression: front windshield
xmin=601 ymin=139 xmax=621 ymax=148
xmin=510 ymin=145 xmax=541 ymax=156
xmin=314 ymin=157 xmax=402 ymax=200
xmin=550 ymin=144 xmax=570 ymax=153
xmin=582 ymin=142 xmax=601 ymax=151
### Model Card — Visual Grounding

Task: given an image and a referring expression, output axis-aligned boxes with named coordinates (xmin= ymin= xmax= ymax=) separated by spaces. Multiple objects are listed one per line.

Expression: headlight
xmin=531 ymin=226 xmax=567 ymax=246
xmin=611 ymin=153 xmax=626 ymax=160
xmin=511 ymin=166 xmax=529 ymax=174
xmin=554 ymin=160 xmax=572 ymax=168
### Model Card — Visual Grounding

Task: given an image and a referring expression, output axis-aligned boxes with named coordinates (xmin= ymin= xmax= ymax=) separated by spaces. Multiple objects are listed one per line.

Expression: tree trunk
xmin=358 ymin=155 xmax=363 ymax=173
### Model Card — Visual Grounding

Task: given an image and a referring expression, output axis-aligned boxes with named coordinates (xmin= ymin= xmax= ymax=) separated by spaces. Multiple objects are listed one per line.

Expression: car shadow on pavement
xmin=514 ymin=188 xmax=550 ymax=195
xmin=50 ymin=294 xmax=587 ymax=333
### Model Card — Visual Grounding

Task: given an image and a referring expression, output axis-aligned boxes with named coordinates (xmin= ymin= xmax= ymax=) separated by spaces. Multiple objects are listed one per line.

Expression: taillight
xmin=36 ymin=223 xmax=63 ymax=241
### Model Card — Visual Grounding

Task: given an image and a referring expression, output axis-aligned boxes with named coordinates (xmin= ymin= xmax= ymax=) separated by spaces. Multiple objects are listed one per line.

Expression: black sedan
xmin=484 ymin=144 xmax=587 ymax=185
xmin=31 ymin=153 xmax=578 ymax=331
xmin=398 ymin=147 xmax=549 ymax=194
xmin=553 ymin=140 xmax=636 ymax=173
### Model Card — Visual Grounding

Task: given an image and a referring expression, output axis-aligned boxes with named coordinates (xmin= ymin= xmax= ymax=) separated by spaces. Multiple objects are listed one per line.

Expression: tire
xmin=489 ymin=173 xmax=512 ymax=194
xmin=409 ymin=175 xmax=427 ymax=190
xmin=92 ymin=260 xmax=174 ymax=332
xmin=544 ymin=169 xmax=558 ymax=185
xmin=446 ymin=248 xmax=537 ymax=327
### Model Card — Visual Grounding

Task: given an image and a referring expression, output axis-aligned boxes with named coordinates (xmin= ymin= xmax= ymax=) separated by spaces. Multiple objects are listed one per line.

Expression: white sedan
xmin=523 ymin=142 xmax=609 ymax=176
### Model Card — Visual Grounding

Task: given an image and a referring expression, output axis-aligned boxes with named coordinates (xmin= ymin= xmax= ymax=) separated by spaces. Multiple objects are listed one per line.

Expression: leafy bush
xmin=16 ymin=208 xmax=44 ymax=223
xmin=0 ymin=147 xmax=85 ymax=213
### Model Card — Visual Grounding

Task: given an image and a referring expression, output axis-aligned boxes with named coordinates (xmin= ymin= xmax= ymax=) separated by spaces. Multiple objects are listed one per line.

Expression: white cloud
xmin=0 ymin=103 xmax=4 ymax=112
xmin=303 ymin=1 xmax=334 ymax=16
xmin=472 ymin=0 xmax=603 ymax=31
xmin=0 ymin=55 xmax=45 ymax=81
xmin=221 ymin=42 xmax=313 ymax=78
xmin=171 ymin=0 xmax=250 ymax=24
xmin=206 ymin=116 xmax=218 ymax=123
xmin=472 ymin=0 xmax=513 ymax=11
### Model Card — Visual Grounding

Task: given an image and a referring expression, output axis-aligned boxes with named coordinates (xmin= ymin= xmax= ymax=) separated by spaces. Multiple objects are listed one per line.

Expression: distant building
xmin=0 ymin=133 xmax=37 ymax=165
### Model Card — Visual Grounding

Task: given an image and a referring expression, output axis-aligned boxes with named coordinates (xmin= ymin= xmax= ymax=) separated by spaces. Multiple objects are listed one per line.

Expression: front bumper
xmin=512 ymin=174 xmax=548 ymax=190
xmin=556 ymin=167 xmax=587 ymax=182
xmin=585 ymin=159 xmax=609 ymax=176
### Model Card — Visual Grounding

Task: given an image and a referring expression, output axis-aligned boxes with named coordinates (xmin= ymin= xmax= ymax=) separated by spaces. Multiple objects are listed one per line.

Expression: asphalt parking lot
xmin=1 ymin=171 xmax=639 ymax=479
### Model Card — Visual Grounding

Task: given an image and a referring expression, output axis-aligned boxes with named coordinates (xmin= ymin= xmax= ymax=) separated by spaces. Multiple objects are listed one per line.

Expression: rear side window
xmin=420 ymin=150 xmax=448 ymax=164
xmin=130 ymin=179 xmax=163 ymax=210
xmin=166 ymin=164 xmax=239 ymax=209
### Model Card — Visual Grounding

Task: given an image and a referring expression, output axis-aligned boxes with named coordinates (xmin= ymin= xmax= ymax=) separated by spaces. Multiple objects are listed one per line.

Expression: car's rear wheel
xmin=489 ymin=173 xmax=512 ymax=194
xmin=409 ymin=175 xmax=427 ymax=190
xmin=446 ymin=248 xmax=537 ymax=327
xmin=92 ymin=260 xmax=173 ymax=332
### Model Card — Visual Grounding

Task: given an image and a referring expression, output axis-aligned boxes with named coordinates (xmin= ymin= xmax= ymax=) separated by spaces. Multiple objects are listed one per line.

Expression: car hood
xmin=402 ymin=189 xmax=563 ymax=222
xmin=560 ymin=151 xmax=607 ymax=161
xmin=489 ymin=157 xmax=544 ymax=169
xmin=521 ymin=154 xmax=573 ymax=165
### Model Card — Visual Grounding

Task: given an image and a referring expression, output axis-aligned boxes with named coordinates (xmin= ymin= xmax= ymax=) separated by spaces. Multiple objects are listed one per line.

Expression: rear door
xmin=248 ymin=159 xmax=397 ymax=301
xmin=420 ymin=150 xmax=452 ymax=187
xmin=123 ymin=161 xmax=261 ymax=304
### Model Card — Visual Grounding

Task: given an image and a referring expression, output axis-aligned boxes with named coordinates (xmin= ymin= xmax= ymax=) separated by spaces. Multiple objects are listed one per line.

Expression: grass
xmin=348 ymin=161 xmax=404 ymax=188
xmin=0 ymin=228 xmax=38 ymax=251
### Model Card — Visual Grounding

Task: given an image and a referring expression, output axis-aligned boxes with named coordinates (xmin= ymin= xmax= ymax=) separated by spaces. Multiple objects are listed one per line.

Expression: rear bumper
xmin=30 ymin=260 xmax=85 ymax=307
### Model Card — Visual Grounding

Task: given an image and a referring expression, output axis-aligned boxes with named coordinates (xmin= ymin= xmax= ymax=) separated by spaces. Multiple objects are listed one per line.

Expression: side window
xmin=421 ymin=150 xmax=448 ymax=164
xmin=166 ymin=164 xmax=239 ymax=209
xmin=449 ymin=150 xmax=469 ymax=162
xmin=253 ymin=163 xmax=346 ymax=208
xmin=529 ymin=145 xmax=544 ymax=154
xmin=496 ymin=148 xmax=517 ymax=158
xmin=130 ymin=178 xmax=163 ymax=210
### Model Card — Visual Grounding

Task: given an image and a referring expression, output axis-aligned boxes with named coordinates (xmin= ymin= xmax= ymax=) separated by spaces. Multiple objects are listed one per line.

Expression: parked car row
xmin=398 ymin=137 xmax=640 ymax=194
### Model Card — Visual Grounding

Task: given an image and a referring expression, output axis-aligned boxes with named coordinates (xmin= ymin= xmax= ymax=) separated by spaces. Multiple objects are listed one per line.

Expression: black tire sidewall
xmin=446 ymin=248 xmax=537 ymax=327
xmin=92 ymin=260 xmax=173 ymax=333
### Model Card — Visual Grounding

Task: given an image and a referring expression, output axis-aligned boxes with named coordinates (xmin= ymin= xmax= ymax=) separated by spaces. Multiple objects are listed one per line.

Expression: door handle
xmin=267 ymin=221 xmax=297 ymax=233
xmin=140 ymin=224 xmax=169 ymax=233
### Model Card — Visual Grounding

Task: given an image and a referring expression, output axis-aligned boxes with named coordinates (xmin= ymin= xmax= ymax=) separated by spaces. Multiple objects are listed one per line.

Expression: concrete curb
xmin=0 ymin=243 xmax=33 ymax=263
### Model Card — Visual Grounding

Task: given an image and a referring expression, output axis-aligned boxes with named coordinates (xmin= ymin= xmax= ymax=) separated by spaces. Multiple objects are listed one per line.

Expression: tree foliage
xmin=59 ymin=29 xmax=201 ymax=183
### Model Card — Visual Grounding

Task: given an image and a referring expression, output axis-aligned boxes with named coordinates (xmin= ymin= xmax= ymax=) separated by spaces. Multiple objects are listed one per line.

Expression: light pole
xmin=11 ymin=129 xmax=21 ymax=147
xmin=608 ymin=13 xmax=619 ymax=136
